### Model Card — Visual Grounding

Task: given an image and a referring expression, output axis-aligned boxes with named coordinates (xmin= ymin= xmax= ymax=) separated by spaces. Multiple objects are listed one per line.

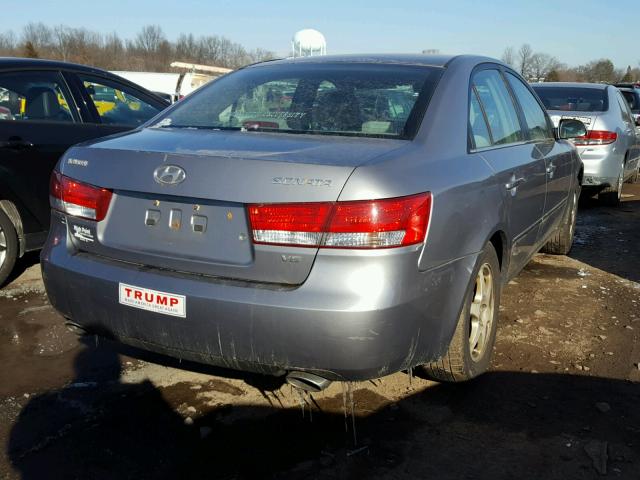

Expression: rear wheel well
xmin=489 ymin=231 xmax=506 ymax=272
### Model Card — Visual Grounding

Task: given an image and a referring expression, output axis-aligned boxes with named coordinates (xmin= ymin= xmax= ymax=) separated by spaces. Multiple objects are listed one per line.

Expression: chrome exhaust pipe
xmin=65 ymin=321 xmax=88 ymax=336
xmin=286 ymin=371 xmax=332 ymax=392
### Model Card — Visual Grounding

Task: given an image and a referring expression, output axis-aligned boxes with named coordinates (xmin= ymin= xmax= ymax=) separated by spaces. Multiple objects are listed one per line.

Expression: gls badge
xmin=154 ymin=165 xmax=186 ymax=186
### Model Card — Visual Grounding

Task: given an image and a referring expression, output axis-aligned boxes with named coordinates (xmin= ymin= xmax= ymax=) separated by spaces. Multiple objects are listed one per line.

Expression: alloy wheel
xmin=569 ymin=191 xmax=578 ymax=238
xmin=0 ymin=226 xmax=6 ymax=268
xmin=617 ymin=170 xmax=624 ymax=200
xmin=468 ymin=263 xmax=495 ymax=362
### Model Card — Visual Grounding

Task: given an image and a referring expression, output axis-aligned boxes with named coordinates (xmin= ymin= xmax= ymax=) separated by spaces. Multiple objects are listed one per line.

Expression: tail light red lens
xmin=50 ymin=171 xmax=113 ymax=221
xmin=573 ymin=130 xmax=617 ymax=146
xmin=248 ymin=192 xmax=431 ymax=249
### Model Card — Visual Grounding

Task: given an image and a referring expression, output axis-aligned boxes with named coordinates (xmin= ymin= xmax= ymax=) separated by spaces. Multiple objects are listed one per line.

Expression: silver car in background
xmin=533 ymin=82 xmax=640 ymax=205
xmin=41 ymin=55 xmax=585 ymax=390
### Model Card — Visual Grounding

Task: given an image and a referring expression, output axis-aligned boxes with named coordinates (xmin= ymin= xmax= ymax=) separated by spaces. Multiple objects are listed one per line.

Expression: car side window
xmin=469 ymin=89 xmax=492 ymax=148
xmin=505 ymin=72 xmax=553 ymax=141
xmin=471 ymin=69 xmax=524 ymax=146
xmin=620 ymin=90 xmax=636 ymax=110
xmin=615 ymin=91 xmax=633 ymax=125
xmin=78 ymin=74 xmax=162 ymax=127
xmin=0 ymin=71 xmax=75 ymax=123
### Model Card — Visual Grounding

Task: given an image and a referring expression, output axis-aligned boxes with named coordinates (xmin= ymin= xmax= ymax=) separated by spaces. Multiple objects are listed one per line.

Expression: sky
xmin=5 ymin=0 xmax=638 ymax=68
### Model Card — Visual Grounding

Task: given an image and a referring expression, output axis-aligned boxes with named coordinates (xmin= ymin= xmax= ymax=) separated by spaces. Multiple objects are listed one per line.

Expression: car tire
xmin=0 ymin=208 xmax=19 ymax=287
xmin=421 ymin=242 xmax=501 ymax=382
xmin=542 ymin=183 xmax=580 ymax=255
xmin=598 ymin=165 xmax=624 ymax=206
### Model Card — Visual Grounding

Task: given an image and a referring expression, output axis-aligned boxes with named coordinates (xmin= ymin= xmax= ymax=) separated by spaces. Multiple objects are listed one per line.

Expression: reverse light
xmin=248 ymin=193 xmax=431 ymax=249
xmin=50 ymin=171 xmax=113 ymax=221
xmin=573 ymin=130 xmax=617 ymax=146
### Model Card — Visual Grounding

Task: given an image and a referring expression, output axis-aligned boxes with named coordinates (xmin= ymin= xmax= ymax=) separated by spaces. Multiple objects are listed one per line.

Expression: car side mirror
xmin=558 ymin=118 xmax=587 ymax=139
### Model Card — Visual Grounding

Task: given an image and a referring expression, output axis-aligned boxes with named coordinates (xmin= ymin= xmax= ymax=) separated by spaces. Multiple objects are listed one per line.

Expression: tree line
xmin=502 ymin=44 xmax=640 ymax=83
xmin=0 ymin=23 xmax=276 ymax=72
xmin=1 ymin=25 xmax=637 ymax=82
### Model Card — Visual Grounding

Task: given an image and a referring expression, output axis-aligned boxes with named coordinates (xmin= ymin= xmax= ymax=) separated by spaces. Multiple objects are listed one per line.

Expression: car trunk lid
xmin=547 ymin=111 xmax=599 ymax=131
xmin=59 ymin=128 xmax=405 ymax=285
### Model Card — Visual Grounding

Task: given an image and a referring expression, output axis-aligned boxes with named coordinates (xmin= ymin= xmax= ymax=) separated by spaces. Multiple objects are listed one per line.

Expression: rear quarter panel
xmin=339 ymin=57 xmax=507 ymax=272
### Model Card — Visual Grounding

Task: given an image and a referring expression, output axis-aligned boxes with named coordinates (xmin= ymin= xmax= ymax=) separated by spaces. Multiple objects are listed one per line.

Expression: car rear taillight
xmin=573 ymin=130 xmax=617 ymax=146
xmin=50 ymin=171 xmax=113 ymax=221
xmin=248 ymin=193 xmax=431 ymax=249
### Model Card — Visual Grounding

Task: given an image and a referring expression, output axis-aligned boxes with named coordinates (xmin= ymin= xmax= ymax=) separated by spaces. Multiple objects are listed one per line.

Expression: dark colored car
xmin=0 ymin=58 xmax=169 ymax=286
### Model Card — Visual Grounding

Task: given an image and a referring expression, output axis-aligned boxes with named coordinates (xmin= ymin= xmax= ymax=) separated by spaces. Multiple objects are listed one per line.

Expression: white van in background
xmin=112 ymin=62 xmax=232 ymax=103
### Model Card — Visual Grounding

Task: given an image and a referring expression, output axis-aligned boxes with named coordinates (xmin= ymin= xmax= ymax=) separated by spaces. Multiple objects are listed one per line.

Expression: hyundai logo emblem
xmin=153 ymin=165 xmax=186 ymax=186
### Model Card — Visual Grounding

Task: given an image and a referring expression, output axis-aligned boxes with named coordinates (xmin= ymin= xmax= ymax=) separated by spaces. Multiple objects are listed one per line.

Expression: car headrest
xmin=25 ymin=87 xmax=62 ymax=119
xmin=312 ymin=90 xmax=362 ymax=133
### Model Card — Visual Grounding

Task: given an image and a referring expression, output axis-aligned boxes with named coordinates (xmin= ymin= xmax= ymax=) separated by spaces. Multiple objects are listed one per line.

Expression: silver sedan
xmin=533 ymin=82 xmax=640 ymax=205
xmin=42 ymin=55 xmax=584 ymax=390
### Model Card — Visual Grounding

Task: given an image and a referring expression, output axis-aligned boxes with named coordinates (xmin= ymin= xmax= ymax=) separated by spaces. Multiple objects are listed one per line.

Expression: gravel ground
xmin=1 ymin=183 xmax=639 ymax=480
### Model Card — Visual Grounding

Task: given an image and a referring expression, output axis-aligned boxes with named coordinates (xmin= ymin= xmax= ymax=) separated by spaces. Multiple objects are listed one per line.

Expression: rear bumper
xmin=41 ymin=215 xmax=476 ymax=381
xmin=578 ymin=144 xmax=623 ymax=187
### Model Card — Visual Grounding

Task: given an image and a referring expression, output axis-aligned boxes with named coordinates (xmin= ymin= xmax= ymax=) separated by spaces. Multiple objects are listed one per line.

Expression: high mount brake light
xmin=248 ymin=192 xmax=431 ymax=249
xmin=50 ymin=171 xmax=113 ymax=221
xmin=573 ymin=130 xmax=617 ymax=146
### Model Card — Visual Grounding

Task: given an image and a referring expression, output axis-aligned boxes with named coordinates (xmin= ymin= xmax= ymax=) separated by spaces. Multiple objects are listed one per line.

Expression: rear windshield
xmin=532 ymin=86 xmax=608 ymax=112
xmin=151 ymin=63 xmax=443 ymax=139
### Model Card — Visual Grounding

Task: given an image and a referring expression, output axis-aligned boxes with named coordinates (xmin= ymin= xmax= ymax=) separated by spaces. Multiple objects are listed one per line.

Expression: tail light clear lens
xmin=50 ymin=171 xmax=113 ymax=221
xmin=573 ymin=130 xmax=617 ymax=146
xmin=248 ymin=192 xmax=431 ymax=249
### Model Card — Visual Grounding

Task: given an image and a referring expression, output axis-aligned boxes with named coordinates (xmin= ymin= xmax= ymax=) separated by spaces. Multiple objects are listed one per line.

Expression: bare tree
xmin=529 ymin=53 xmax=560 ymax=81
xmin=175 ymin=33 xmax=201 ymax=62
xmin=518 ymin=44 xmax=534 ymax=78
xmin=0 ymin=31 xmax=16 ymax=53
xmin=134 ymin=25 xmax=166 ymax=55
xmin=22 ymin=23 xmax=53 ymax=56
xmin=248 ymin=48 xmax=277 ymax=63
xmin=52 ymin=25 xmax=72 ymax=61
xmin=23 ymin=41 xmax=39 ymax=58
xmin=501 ymin=46 xmax=516 ymax=66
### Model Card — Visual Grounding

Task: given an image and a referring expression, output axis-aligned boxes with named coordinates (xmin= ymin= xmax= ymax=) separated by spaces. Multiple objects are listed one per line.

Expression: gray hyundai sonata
xmin=41 ymin=54 xmax=585 ymax=390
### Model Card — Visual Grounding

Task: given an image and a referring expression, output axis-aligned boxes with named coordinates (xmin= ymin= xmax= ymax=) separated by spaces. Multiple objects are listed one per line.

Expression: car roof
xmin=532 ymin=82 xmax=608 ymax=90
xmin=614 ymin=82 xmax=640 ymax=88
xmin=248 ymin=54 xmax=498 ymax=69
xmin=0 ymin=57 xmax=168 ymax=104
xmin=0 ymin=57 xmax=118 ymax=75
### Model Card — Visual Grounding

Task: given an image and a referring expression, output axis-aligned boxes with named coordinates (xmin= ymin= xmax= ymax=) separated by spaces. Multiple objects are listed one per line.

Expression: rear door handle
xmin=546 ymin=163 xmax=556 ymax=178
xmin=0 ymin=138 xmax=34 ymax=150
xmin=505 ymin=177 xmax=526 ymax=190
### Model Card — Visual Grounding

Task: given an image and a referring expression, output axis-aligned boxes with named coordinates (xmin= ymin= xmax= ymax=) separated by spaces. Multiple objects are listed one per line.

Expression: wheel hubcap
xmin=0 ymin=226 xmax=6 ymax=268
xmin=569 ymin=191 xmax=578 ymax=237
xmin=617 ymin=172 xmax=623 ymax=199
xmin=468 ymin=263 xmax=495 ymax=362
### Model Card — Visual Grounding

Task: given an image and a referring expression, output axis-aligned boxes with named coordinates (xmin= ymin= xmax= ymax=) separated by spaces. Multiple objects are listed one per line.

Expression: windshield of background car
xmin=532 ymin=86 xmax=608 ymax=112
xmin=152 ymin=63 xmax=443 ymax=139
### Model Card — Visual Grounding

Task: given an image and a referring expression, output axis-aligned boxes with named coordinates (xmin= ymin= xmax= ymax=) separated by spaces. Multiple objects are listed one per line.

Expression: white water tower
xmin=291 ymin=29 xmax=327 ymax=57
